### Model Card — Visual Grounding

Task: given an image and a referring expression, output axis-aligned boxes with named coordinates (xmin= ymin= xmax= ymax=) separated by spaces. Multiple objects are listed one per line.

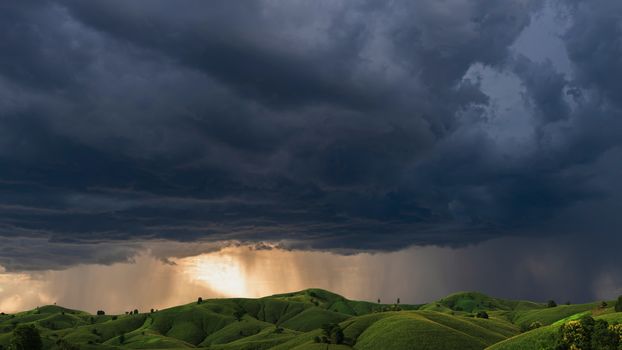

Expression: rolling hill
xmin=0 ymin=289 xmax=619 ymax=349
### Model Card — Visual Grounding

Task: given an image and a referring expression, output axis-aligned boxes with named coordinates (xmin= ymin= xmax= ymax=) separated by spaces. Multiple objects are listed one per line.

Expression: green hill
xmin=0 ymin=289 xmax=619 ymax=350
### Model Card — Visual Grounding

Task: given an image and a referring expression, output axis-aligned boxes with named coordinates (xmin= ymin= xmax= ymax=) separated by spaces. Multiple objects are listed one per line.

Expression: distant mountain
xmin=0 ymin=289 xmax=619 ymax=349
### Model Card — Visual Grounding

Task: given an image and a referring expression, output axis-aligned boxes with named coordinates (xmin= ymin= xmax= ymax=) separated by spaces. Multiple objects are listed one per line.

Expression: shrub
xmin=10 ymin=324 xmax=42 ymax=350
xmin=133 ymin=309 xmax=139 ymax=315
xmin=111 ymin=315 xmax=118 ymax=320
xmin=55 ymin=339 xmax=80 ymax=350
xmin=313 ymin=336 xmax=321 ymax=343
xmin=119 ymin=333 xmax=125 ymax=344
xmin=233 ymin=309 xmax=246 ymax=321
xmin=557 ymin=319 xmax=590 ymax=349
xmin=197 ymin=297 xmax=203 ymax=305
xmin=96 ymin=310 xmax=105 ymax=316
xmin=476 ymin=311 xmax=489 ymax=319
xmin=547 ymin=300 xmax=557 ymax=308
xmin=616 ymin=296 xmax=622 ymax=312
xmin=529 ymin=321 xmax=542 ymax=330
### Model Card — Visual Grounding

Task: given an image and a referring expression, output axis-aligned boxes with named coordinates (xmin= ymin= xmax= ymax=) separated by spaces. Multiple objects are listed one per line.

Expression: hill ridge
xmin=0 ymin=290 xmax=619 ymax=350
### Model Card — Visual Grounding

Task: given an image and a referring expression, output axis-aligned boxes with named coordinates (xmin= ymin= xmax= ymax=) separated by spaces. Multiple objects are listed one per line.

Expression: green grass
xmin=0 ymin=289 xmax=619 ymax=350
xmin=510 ymin=302 xmax=601 ymax=326
xmin=487 ymin=306 xmax=622 ymax=350
xmin=355 ymin=312 xmax=492 ymax=350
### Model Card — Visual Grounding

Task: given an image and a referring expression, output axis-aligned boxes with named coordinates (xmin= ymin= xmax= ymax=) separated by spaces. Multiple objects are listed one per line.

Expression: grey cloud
xmin=0 ymin=0 xmax=620 ymax=276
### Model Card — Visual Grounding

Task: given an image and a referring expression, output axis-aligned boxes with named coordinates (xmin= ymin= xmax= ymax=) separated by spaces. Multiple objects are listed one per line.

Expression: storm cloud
xmin=0 ymin=0 xmax=621 ymax=275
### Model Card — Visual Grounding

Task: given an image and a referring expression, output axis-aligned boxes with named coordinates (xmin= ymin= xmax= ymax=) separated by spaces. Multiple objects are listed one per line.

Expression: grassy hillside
xmin=0 ymin=289 xmax=619 ymax=350
xmin=486 ymin=302 xmax=622 ymax=350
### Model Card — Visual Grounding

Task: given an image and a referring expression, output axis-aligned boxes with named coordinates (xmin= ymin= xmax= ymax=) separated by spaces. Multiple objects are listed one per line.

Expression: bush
xmin=475 ymin=311 xmax=489 ymax=319
xmin=547 ymin=300 xmax=557 ymax=308
xmin=529 ymin=321 xmax=542 ymax=330
xmin=556 ymin=316 xmax=620 ymax=350
xmin=616 ymin=295 xmax=622 ymax=312
xmin=197 ymin=297 xmax=203 ymax=305
xmin=10 ymin=325 xmax=42 ymax=350
xmin=96 ymin=310 xmax=105 ymax=316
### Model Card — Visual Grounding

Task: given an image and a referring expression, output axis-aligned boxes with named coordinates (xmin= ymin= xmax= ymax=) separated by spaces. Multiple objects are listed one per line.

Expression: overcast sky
xmin=1 ymin=0 xmax=622 ymax=309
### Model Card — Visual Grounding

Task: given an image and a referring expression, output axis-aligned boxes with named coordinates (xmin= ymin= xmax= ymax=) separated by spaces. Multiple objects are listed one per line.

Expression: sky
xmin=1 ymin=0 xmax=622 ymax=313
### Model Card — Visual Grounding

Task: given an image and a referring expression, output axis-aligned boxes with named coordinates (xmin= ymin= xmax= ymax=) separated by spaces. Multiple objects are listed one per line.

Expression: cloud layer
xmin=0 ymin=0 xmax=621 ymax=272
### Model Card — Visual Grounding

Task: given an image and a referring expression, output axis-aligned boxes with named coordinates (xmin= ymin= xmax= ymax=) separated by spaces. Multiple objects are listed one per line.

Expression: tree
xmin=616 ymin=295 xmax=622 ymax=312
xmin=197 ymin=297 xmax=203 ymax=305
xmin=377 ymin=298 xmax=381 ymax=304
xmin=396 ymin=298 xmax=400 ymax=305
xmin=547 ymin=300 xmax=557 ymax=308
xmin=133 ymin=309 xmax=139 ymax=315
xmin=321 ymin=323 xmax=344 ymax=345
xmin=10 ymin=324 xmax=42 ymax=350
xmin=556 ymin=316 xmax=619 ymax=350
xmin=96 ymin=310 xmax=105 ymax=316
xmin=591 ymin=319 xmax=618 ymax=350
xmin=600 ymin=301 xmax=608 ymax=309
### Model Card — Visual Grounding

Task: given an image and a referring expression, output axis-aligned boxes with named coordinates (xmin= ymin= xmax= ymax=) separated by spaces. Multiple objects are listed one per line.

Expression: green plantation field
xmin=1 ymin=289 xmax=620 ymax=350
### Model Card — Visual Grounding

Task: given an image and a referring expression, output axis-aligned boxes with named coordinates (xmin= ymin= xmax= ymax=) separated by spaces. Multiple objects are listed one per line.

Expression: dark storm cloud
xmin=0 ymin=0 xmax=621 ymax=274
